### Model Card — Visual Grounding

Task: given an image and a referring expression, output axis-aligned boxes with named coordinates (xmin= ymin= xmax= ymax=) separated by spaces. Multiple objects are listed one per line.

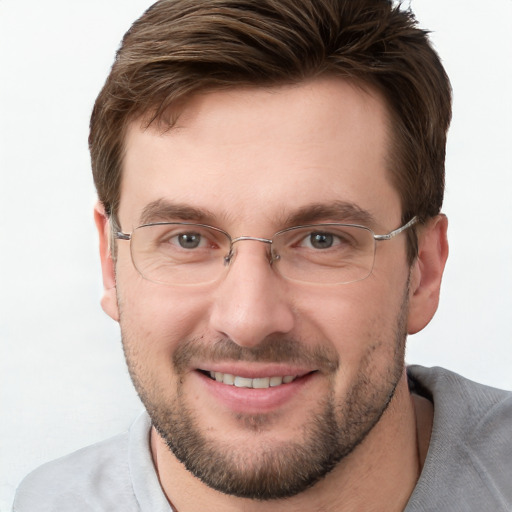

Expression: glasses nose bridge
xmin=231 ymin=235 xmax=273 ymax=245
xmin=224 ymin=235 xmax=274 ymax=266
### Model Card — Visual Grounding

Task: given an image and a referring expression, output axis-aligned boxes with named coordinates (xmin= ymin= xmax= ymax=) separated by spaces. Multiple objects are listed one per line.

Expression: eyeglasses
xmin=115 ymin=217 xmax=418 ymax=286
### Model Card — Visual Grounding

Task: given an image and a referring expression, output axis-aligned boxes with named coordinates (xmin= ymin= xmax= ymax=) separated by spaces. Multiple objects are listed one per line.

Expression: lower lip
xmin=195 ymin=371 xmax=316 ymax=414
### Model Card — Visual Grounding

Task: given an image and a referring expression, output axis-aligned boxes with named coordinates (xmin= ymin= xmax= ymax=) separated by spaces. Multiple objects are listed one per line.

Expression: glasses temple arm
xmin=115 ymin=232 xmax=131 ymax=240
xmin=373 ymin=216 xmax=418 ymax=241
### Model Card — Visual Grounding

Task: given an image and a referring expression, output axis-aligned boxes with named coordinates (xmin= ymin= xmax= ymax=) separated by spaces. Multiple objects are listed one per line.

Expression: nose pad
xmin=223 ymin=249 xmax=234 ymax=266
xmin=270 ymin=247 xmax=281 ymax=264
xmin=224 ymin=244 xmax=278 ymax=268
xmin=223 ymin=236 xmax=275 ymax=268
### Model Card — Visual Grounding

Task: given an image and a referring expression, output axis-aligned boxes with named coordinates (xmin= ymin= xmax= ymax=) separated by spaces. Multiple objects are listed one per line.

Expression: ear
xmin=407 ymin=214 xmax=449 ymax=334
xmin=94 ymin=202 xmax=120 ymax=322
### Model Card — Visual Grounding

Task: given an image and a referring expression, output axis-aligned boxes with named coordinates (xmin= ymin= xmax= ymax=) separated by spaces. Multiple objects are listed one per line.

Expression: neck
xmin=152 ymin=372 xmax=433 ymax=512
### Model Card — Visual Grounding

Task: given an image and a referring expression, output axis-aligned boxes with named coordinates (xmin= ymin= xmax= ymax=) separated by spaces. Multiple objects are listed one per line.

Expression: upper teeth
xmin=209 ymin=371 xmax=296 ymax=388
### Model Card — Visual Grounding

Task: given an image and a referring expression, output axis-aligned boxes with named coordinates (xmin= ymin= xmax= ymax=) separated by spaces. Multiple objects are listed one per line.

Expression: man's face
xmin=110 ymin=78 xmax=414 ymax=498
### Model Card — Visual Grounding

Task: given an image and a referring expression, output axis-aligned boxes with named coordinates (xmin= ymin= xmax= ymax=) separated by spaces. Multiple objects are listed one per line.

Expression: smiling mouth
xmin=200 ymin=370 xmax=309 ymax=389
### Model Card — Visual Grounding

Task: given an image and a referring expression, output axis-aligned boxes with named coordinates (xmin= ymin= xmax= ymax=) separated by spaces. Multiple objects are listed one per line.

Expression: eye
xmin=308 ymin=232 xmax=334 ymax=249
xmin=290 ymin=227 xmax=357 ymax=252
xmin=161 ymin=226 xmax=229 ymax=252
xmin=139 ymin=224 xmax=229 ymax=264
xmin=300 ymin=231 xmax=348 ymax=250
xmin=156 ymin=226 xmax=218 ymax=251
xmin=176 ymin=232 xmax=204 ymax=249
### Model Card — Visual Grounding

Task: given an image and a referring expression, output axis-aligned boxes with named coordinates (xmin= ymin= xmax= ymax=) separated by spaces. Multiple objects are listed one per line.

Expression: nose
xmin=209 ymin=242 xmax=295 ymax=348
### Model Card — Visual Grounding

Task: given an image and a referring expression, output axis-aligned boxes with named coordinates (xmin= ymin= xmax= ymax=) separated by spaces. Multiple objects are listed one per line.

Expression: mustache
xmin=173 ymin=336 xmax=340 ymax=374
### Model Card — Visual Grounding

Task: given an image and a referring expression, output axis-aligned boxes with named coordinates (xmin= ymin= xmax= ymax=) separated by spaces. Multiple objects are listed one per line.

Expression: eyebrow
xmin=138 ymin=198 xmax=376 ymax=229
xmin=284 ymin=201 xmax=377 ymax=227
xmin=139 ymin=199 xmax=216 ymax=225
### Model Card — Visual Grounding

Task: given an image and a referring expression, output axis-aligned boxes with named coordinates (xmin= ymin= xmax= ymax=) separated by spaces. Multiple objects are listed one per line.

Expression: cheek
xmin=117 ymin=284 xmax=213 ymax=399
xmin=295 ymin=279 xmax=406 ymax=366
xmin=116 ymin=260 xmax=214 ymax=358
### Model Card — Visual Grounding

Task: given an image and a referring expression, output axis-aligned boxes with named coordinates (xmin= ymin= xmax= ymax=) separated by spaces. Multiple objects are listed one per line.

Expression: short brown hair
xmin=89 ymin=0 xmax=452 ymax=260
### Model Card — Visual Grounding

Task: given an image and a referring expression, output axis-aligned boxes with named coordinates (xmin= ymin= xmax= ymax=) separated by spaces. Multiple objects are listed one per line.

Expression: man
xmin=14 ymin=0 xmax=511 ymax=510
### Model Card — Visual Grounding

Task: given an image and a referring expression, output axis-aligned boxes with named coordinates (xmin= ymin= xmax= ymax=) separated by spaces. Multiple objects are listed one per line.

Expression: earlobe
xmin=407 ymin=214 xmax=449 ymax=334
xmin=94 ymin=202 xmax=120 ymax=322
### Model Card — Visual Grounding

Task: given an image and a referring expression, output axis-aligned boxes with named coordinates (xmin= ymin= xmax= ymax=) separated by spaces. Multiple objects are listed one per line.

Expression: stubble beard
xmin=120 ymin=287 xmax=409 ymax=500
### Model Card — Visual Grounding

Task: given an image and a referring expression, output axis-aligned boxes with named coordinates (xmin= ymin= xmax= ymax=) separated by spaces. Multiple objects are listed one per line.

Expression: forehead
xmin=120 ymin=77 xmax=400 ymax=231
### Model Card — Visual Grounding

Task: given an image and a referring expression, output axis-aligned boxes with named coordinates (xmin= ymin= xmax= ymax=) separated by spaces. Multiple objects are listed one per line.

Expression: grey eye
xmin=309 ymin=232 xmax=334 ymax=249
xmin=178 ymin=232 xmax=202 ymax=249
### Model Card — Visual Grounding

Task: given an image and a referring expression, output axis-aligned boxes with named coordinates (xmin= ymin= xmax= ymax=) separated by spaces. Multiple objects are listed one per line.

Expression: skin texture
xmin=95 ymin=77 xmax=448 ymax=511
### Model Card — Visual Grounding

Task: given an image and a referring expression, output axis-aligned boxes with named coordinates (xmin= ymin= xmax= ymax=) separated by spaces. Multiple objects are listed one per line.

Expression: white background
xmin=0 ymin=1 xmax=511 ymax=510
